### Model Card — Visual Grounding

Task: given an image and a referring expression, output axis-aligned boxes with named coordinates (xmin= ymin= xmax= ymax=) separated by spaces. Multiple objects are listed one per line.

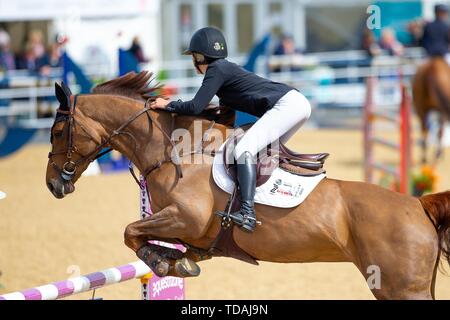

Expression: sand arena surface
xmin=0 ymin=129 xmax=449 ymax=299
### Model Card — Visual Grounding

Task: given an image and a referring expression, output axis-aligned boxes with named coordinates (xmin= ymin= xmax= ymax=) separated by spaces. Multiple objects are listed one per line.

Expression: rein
xmin=128 ymin=115 xmax=217 ymax=186
xmin=49 ymin=95 xmax=184 ymax=184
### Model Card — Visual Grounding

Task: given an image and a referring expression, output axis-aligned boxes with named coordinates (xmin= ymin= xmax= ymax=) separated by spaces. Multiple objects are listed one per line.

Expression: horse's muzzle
xmin=47 ymin=178 xmax=75 ymax=199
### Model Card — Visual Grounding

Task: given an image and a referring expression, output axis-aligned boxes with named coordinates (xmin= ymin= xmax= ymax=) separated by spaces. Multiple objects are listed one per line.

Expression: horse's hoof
xmin=175 ymin=258 xmax=201 ymax=277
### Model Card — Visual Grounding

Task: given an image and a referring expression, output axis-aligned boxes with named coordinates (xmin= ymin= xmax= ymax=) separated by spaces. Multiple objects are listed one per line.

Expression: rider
xmin=150 ymin=27 xmax=311 ymax=233
xmin=421 ymin=4 xmax=450 ymax=61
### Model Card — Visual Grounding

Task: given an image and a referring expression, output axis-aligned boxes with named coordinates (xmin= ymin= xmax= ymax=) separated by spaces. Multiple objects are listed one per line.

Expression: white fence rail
xmin=0 ymin=48 xmax=425 ymax=128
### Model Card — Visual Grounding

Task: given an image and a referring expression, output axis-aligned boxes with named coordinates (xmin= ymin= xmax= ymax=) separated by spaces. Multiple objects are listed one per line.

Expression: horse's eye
xmin=54 ymin=130 xmax=63 ymax=138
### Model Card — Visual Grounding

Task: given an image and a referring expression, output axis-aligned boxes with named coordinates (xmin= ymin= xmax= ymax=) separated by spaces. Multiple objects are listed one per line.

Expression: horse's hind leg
xmin=420 ymin=117 xmax=429 ymax=165
xmin=353 ymin=214 xmax=438 ymax=300
xmin=433 ymin=117 xmax=445 ymax=164
xmin=357 ymin=254 xmax=436 ymax=300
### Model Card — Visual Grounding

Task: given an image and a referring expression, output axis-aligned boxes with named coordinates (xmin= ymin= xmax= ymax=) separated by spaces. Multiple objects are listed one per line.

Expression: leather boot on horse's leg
xmin=125 ymin=206 xmax=203 ymax=278
xmin=136 ymin=244 xmax=202 ymax=278
xmin=229 ymin=151 xmax=258 ymax=233
xmin=136 ymin=245 xmax=171 ymax=277
xmin=136 ymin=244 xmax=203 ymax=278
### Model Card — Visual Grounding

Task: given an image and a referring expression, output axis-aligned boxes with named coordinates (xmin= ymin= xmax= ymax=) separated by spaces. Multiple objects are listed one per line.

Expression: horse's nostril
xmin=47 ymin=182 xmax=54 ymax=193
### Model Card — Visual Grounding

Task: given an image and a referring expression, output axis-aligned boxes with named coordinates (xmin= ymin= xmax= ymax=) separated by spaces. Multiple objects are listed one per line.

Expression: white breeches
xmin=234 ymin=89 xmax=311 ymax=159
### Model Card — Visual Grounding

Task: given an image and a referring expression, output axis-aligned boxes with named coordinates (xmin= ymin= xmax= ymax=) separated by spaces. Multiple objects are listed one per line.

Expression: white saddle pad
xmin=212 ymin=146 xmax=326 ymax=208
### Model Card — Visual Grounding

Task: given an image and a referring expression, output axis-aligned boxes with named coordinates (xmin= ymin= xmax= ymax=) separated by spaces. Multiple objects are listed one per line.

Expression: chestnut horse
xmin=46 ymin=72 xmax=450 ymax=299
xmin=412 ymin=57 xmax=450 ymax=164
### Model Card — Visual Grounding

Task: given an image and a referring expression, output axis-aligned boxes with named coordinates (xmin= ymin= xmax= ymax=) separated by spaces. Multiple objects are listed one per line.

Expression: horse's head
xmin=45 ymin=71 xmax=225 ymax=199
xmin=46 ymin=82 xmax=103 ymax=198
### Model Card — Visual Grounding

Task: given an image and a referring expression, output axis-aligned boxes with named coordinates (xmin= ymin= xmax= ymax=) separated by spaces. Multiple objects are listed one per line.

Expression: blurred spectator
xmin=0 ymin=29 xmax=15 ymax=70
xmin=361 ymin=29 xmax=382 ymax=58
xmin=128 ymin=36 xmax=149 ymax=63
xmin=37 ymin=36 xmax=66 ymax=76
xmin=273 ymin=34 xmax=302 ymax=56
xmin=16 ymin=29 xmax=47 ymax=73
xmin=36 ymin=35 xmax=67 ymax=118
xmin=407 ymin=19 xmax=425 ymax=47
xmin=16 ymin=43 xmax=37 ymax=71
xmin=379 ymin=28 xmax=404 ymax=56
xmin=421 ymin=4 xmax=450 ymax=58
xmin=47 ymin=41 xmax=64 ymax=67
xmin=272 ymin=34 xmax=303 ymax=72
xmin=28 ymin=30 xmax=46 ymax=60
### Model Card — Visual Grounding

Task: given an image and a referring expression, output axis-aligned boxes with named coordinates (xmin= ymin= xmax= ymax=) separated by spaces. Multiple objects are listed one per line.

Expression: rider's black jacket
xmin=166 ymin=59 xmax=293 ymax=117
xmin=422 ymin=19 xmax=450 ymax=56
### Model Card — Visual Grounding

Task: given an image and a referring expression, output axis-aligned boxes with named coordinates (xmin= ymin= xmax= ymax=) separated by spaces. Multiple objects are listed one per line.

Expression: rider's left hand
xmin=150 ymin=97 xmax=170 ymax=110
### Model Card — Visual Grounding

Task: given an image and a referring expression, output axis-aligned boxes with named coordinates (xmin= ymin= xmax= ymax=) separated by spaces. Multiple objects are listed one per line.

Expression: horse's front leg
xmin=124 ymin=204 xmax=210 ymax=278
xmin=124 ymin=204 xmax=182 ymax=251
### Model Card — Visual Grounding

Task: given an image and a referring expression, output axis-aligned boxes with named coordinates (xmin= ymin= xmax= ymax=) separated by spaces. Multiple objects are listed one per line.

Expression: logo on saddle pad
xmin=270 ymin=179 xmax=304 ymax=198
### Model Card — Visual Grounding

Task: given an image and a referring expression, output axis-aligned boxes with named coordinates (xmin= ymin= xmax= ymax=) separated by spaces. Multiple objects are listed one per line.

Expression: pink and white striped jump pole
xmin=0 ymin=261 xmax=150 ymax=300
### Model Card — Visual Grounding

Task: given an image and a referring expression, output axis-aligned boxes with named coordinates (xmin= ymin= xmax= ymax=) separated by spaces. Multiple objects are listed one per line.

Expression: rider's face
xmin=192 ymin=55 xmax=208 ymax=74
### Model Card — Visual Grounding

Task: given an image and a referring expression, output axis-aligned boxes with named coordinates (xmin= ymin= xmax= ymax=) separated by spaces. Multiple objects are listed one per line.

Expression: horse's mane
xmin=92 ymin=71 xmax=162 ymax=102
xmin=92 ymin=70 xmax=236 ymax=127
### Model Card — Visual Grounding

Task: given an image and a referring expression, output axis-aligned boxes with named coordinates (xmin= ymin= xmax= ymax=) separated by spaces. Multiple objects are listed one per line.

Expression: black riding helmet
xmin=184 ymin=27 xmax=228 ymax=60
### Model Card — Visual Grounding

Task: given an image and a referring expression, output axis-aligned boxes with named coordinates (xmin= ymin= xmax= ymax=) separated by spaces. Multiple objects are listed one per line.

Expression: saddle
xmin=222 ymin=125 xmax=329 ymax=187
xmin=209 ymin=125 xmax=329 ymax=265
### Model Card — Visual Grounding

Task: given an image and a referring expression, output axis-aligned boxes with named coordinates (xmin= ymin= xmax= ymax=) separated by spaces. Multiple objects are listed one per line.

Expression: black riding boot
xmin=235 ymin=151 xmax=257 ymax=232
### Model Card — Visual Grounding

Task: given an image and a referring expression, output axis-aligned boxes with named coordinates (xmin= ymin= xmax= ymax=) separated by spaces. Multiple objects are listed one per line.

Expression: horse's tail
xmin=420 ymin=190 xmax=450 ymax=266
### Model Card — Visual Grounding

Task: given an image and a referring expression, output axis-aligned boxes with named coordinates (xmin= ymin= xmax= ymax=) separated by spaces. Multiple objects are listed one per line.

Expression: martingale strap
xmin=94 ymin=148 xmax=113 ymax=160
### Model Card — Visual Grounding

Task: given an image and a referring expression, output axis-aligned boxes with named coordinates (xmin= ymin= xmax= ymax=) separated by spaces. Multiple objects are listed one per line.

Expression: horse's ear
xmin=55 ymin=82 xmax=68 ymax=110
xmin=61 ymin=81 xmax=73 ymax=96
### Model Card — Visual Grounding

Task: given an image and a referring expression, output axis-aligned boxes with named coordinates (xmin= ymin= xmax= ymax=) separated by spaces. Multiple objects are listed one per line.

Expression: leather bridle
xmin=48 ymin=95 xmax=184 ymax=184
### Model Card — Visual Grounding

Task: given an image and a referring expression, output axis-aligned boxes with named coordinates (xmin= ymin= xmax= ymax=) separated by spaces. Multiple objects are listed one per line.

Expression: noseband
xmin=48 ymin=95 xmax=184 ymax=184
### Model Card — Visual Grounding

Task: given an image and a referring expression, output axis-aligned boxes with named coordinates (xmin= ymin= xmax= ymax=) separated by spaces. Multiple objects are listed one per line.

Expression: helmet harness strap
xmin=193 ymin=53 xmax=208 ymax=74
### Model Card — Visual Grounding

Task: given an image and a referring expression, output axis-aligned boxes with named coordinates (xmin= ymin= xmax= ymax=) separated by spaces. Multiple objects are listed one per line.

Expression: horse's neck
xmin=80 ymin=95 xmax=230 ymax=173
xmin=80 ymin=95 xmax=167 ymax=173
